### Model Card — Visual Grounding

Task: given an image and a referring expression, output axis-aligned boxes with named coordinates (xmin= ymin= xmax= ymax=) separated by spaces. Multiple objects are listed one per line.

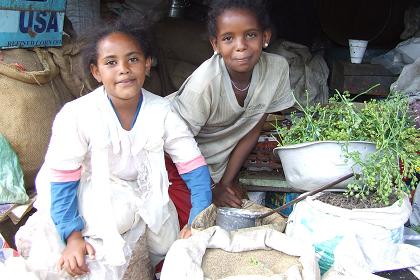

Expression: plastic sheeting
xmin=267 ymin=40 xmax=330 ymax=106
xmin=390 ymin=56 xmax=420 ymax=128
xmin=286 ymin=193 xmax=420 ymax=278
xmin=410 ymin=184 xmax=420 ymax=226
xmin=371 ymin=38 xmax=420 ymax=74
xmin=0 ymin=134 xmax=28 ymax=204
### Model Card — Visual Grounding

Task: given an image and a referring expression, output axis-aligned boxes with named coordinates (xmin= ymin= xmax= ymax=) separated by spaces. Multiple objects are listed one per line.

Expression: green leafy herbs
xmin=411 ymin=225 xmax=420 ymax=234
xmin=275 ymin=89 xmax=420 ymax=205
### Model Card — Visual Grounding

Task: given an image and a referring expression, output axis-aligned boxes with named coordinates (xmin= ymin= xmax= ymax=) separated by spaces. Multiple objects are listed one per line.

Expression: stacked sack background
xmin=0 ymin=34 xmax=97 ymax=195
xmin=0 ymin=0 xmax=331 ymax=212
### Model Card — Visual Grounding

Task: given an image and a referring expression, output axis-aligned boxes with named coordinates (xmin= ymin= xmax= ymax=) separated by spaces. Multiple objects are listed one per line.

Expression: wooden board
xmin=330 ymin=61 xmax=399 ymax=96
xmin=239 ymin=170 xmax=304 ymax=193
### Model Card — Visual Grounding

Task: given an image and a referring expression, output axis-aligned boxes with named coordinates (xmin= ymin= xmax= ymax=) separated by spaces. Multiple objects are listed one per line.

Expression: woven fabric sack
xmin=122 ymin=234 xmax=154 ymax=280
xmin=48 ymin=41 xmax=99 ymax=98
xmin=153 ymin=18 xmax=213 ymax=95
xmin=66 ymin=0 xmax=101 ymax=36
xmin=0 ymin=48 xmax=73 ymax=192
xmin=191 ymin=200 xmax=287 ymax=233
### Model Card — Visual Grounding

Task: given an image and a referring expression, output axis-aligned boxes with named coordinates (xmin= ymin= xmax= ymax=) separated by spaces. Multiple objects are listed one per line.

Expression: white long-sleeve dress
xmin=16 ymin=86 xmax=204 ymax=279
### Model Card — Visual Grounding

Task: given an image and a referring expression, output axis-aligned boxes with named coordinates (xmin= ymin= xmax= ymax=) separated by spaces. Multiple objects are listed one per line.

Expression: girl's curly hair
xmin=80 ymin=12 xmax=155 ymax=74
xmin=207 ymin=0 xmax=271 ymax=38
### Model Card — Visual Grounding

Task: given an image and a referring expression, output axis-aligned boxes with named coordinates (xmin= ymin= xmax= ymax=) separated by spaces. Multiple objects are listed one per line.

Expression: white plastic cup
xmin=348 ymin=39 xmax=368 ymax=64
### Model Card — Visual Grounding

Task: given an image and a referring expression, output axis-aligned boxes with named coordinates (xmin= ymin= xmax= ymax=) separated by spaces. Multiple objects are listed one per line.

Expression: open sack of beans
xmin=160 ymin=200 xmax=320 ymax=280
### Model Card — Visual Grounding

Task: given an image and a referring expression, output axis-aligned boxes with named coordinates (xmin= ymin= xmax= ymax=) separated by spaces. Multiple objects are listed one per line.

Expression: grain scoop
xmin=216 ymin=173 xmax=354 ymax=231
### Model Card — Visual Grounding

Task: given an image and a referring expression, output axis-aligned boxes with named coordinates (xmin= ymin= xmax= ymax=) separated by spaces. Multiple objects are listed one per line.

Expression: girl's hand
xmin=179 ymin=224 xmax=192 ymax=239
xmin=58 ymin=231 xmax=95 ymax=277
xmin=212 ymin=182 xmax=245 ymax=208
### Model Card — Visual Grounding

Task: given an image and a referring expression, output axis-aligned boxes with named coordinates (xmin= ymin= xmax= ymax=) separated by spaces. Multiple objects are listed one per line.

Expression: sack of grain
xmin=122 ymin=235 xmax=153 ymax=280
xmin=66 ymin=0 xmax=101 ymax=36
xmin=48 ymin=42 xmax=99 ymax=98
xmin=0 ymin=48 xmax=73 ymax=192
xmin=153 ymin=18 xmax=213 ymax=95
xmin=191 ymin=200 xmax=286 ymax=233
xmin=161 ymin=226 xmax=320 ymax=280
xmin=161 ymin=200 xmax=319 ymax=280
xmin=286 ymin=193 xmax=413 ymax=275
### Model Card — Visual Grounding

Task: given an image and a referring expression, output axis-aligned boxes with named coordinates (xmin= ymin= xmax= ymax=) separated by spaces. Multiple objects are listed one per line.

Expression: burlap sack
xmin=122 ymin=235 xmax=154 ymax=280
xmin=143 ymin=68 xmax=162 ymax=96
xmin=162 ymin=219 xmax=319 ymax=279
xmin=188 ymin=201 xmax=298 ymax=279
xmin=153 ymin=18 xmax=213 ymax=95
xmin=0 ymin=48 xmax=73 ymax=192
xmin=154 ymin=18 xmax=213 ymax=67
xmin=48 ymin=42 xmax=99 ymax=98
xmin=191 ymin=199 xmax=287 ymax=233
xmin=165 ymin=58 xmax=197 ymax=90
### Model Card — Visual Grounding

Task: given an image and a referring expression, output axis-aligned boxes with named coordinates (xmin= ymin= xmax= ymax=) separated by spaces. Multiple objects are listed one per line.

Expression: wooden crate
xmin=330 ymin=61 xmax=399 ymax=96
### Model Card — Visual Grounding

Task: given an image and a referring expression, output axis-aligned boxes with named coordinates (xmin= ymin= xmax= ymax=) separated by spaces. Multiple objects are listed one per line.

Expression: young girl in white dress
xmin=16 ymin=17 xmax=212 ymax=279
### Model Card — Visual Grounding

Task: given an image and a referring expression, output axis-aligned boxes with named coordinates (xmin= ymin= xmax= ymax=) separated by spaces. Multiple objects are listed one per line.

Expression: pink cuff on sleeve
xmin=50 ymin=167 xmax=82 ymax=182
xmin=175 ymin=155 xmax=207 ymax=175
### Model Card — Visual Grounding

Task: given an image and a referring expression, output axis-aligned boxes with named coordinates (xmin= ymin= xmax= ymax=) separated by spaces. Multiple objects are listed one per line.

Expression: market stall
xmin=0 ymin=1 xmax=419 ymax=280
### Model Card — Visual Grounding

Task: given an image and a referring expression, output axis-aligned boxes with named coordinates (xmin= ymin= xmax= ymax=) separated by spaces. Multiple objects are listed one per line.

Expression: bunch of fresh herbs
xmin=275 ymin=88 xmax=420 ymax=205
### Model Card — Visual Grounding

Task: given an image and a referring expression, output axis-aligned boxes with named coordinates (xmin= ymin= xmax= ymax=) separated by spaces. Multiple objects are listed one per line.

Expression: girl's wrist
xmin=67 ymin=231 xmax=83 ymax=243
xmin=218 ymin=180 xmax=233 ymax=187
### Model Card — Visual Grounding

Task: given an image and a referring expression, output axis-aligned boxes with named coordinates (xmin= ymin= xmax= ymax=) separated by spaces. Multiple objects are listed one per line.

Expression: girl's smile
xmin=233 ymin=56 xmax=252 ymax=64
xmin=116 ymin=78 xmax=137 ymax=86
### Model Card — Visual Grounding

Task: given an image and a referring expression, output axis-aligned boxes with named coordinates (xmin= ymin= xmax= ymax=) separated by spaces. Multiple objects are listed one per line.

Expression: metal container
xmin=274 ymin=141 xmax=376 ymax=191
xmin=168 ymin=0 xmax=189 ymax=18
xmin=216 ymin=207 xmax=261 ymax=231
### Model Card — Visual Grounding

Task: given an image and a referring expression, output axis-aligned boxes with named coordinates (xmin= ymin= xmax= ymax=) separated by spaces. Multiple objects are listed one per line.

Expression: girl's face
xmin=90 ymin=32 xmax=151 ymax=103
xmin=210 ymin=8 xmax=271 ymax=79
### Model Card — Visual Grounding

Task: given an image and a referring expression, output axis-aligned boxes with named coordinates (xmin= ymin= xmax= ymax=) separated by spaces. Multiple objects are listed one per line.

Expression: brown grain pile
xmin=201 ymin=248 xmax=301 ymax=279
xmin=122 ymin=235 xmax=153 ymax=280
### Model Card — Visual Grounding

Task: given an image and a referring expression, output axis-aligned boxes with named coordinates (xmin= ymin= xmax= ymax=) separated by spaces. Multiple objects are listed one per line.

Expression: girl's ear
xmin=145 ymin=57 xmax=152 ymax=77
xmin=90 ymin=64 xmax=102 ymax=83
xmin=209 ymin=37 xmax=219 ymax=54
xmin=262 ymin=29 xmax=272 ymax=48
